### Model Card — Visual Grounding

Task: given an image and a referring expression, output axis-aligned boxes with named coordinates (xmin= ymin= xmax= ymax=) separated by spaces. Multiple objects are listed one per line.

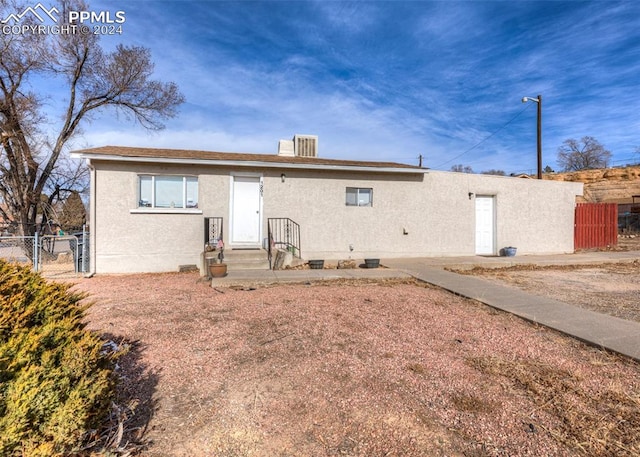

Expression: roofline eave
xmin=70 ymin=152 xmax=427 ymax=174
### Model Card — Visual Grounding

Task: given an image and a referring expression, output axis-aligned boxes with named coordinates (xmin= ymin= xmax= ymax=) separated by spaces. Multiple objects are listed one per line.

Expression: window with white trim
xmin=138 ymin=175 xmax=198 ymax=208
xmin=346 ymin=187 xmax=372 ymax=207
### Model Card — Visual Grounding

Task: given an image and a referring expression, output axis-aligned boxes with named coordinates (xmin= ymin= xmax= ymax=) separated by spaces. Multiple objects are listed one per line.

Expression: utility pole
xmin=536 ymin=94 xmax=542 ymax=179
xmin=522 ymin=94 xmax=543 ymax=179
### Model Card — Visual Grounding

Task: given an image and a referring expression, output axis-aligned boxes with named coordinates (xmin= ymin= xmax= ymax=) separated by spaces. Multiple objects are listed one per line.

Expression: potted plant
xmin=364 ymin=258 xmax=380 ymax=268
xmin=208 ymin=240 xmax=227 ymax=277
xmin=209 ymin=260 xmax=227 ymax=277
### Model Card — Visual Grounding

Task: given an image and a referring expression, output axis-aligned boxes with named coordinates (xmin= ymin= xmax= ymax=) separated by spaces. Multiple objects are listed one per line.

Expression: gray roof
xmin=73 ymin=145 xmax=425 ymax=173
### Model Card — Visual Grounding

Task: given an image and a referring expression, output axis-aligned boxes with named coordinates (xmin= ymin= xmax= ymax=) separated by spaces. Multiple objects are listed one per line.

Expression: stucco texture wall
xmin=92 ymin=161 xmax=229 ymax=273
xmin=264 ymin=170 xmax=582 ymax=260
xmin=262 ymin=170 xmax=427 ymax=260
xmin=431 ymin=171 xmax=583 ymax=256
xmin=89 ymin=161 xmax=582 ymax=273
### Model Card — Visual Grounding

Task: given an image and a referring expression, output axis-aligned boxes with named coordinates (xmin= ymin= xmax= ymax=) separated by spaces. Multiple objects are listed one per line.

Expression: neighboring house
xmin=72 ymin=136 xmax=583 ymax=274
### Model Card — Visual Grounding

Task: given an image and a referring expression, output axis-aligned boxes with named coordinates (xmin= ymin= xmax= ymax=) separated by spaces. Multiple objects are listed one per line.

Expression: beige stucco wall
xmin=91 ymin=161 xmax=230 ymax=273
xmin=429 ymin=171 xmax=582 ymax=256
xmin=266 ymin=170 xmax=582 ymax=260
xmin=89 ymin=160 xmax=582 ymax=273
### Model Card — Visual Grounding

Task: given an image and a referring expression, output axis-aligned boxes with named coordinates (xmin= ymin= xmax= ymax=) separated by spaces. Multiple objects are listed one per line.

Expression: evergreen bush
xmin=0 ymin=260 xmax=118 ymax=456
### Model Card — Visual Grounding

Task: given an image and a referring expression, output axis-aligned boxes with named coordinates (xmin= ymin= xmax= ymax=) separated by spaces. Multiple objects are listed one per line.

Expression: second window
xmin=346 ymin=187 xmax=372 ymax=207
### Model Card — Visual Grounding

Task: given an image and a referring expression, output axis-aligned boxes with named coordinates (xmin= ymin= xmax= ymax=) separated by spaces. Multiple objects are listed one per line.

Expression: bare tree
xmin=33 ymin=154 xmax=90 ymax=234
xmin=0 ymin=0 xmax=184 ymax=236
xmin=556 ymin=136 xmax=612 ymax=171
xmin=480 ymin=169 xmax=505 ymax=176
xmin=451 ymin=164 xmax=474 ymax=173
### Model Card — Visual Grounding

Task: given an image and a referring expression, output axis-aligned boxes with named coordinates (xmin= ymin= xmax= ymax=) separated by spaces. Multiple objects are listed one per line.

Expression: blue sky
xmin=68 ymin=1 xmax=640 ymax=173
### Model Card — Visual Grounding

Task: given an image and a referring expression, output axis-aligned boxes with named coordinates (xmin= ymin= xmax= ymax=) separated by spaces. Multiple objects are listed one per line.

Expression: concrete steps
xmin=223 ymin=249 xmax=270 ymax=270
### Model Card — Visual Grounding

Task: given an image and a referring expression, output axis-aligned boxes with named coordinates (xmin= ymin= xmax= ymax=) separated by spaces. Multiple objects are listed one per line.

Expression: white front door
xmin=231 ymin=176 xmax=262 ymax=246
xmin=475 ymin=196 xmax=495 ymax=255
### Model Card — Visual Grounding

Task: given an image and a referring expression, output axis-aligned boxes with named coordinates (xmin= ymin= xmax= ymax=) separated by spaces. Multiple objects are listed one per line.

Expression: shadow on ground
xmin=95 ymin=334 xmax=160 ymax=454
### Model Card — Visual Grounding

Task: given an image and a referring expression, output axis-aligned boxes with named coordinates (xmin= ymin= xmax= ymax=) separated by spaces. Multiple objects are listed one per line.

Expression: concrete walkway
xmin=213 ymin=251 xmax=640 ymax=362
xmin=212 ymin=266 xmax=412 ymax=287
xmin=382 ymin=249 xmax=640 ymax=270
xmin=383 ymin=253 xmax=640 ymax=362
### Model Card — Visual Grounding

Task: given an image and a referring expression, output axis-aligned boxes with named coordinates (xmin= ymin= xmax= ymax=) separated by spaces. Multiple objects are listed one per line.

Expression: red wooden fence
xmin=574 ymin=203 xmax=618 ymax=250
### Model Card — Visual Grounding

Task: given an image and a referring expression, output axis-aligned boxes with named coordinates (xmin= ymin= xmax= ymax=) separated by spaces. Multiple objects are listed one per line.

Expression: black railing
xmin=267 ymin=218 xmax=301 ymax=269
xmin=204 ymin=217 xmax=224 ymax=261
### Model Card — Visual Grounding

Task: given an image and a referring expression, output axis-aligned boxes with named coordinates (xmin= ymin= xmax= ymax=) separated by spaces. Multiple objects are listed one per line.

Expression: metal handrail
xmin=267 ymin=218 xmax=301 ymax=269
xmin=204 ymin=217 xmax=224 ymax=261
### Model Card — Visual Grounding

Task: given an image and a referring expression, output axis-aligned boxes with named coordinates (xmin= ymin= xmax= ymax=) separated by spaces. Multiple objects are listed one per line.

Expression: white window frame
xmin=346 ymin=187 xmax=373 ymax=207
xmin=132 ymin=175 xmax=201 ymax=214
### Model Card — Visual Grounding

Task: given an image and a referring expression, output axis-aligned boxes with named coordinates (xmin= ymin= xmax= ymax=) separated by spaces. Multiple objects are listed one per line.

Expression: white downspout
xmin=87 ymin=159 xmax=97 ymax=277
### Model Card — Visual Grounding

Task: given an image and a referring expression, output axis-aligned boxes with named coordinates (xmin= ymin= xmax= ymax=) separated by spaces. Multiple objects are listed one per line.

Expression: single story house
xmin=72 ymin=135 xmax=583 ymax=274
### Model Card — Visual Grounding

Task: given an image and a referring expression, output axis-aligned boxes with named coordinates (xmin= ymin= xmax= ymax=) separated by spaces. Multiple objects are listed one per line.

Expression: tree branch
xmin=0 ymin=1 xmax=183 ymax=235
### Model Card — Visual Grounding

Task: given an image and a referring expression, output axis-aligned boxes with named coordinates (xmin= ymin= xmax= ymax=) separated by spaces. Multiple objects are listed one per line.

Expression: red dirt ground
xmin=73 ymin=274 xmax=640 ymax=457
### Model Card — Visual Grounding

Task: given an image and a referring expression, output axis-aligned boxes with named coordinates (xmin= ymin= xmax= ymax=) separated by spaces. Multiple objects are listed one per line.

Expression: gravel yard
xmin=454 ymin=260 xmax=640 ymax=323
xmin=73 ymin=272 xmax=640 ymax=457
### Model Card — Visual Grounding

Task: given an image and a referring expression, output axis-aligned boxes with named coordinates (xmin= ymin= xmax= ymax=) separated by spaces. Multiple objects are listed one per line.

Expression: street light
xmin=522 ymin=95 xmax=542 ymax=179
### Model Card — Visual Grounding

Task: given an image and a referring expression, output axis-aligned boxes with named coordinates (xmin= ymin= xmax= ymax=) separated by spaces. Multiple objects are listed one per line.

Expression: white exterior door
xmin=231 ymin=176 xmax=262 ymax=246
xmin=475 ymin=196 xmax=495 ymax=255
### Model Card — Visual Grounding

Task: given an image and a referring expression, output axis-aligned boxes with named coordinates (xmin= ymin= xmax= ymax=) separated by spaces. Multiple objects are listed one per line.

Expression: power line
xmin=434 ymin=103 xmax=533 ymax=169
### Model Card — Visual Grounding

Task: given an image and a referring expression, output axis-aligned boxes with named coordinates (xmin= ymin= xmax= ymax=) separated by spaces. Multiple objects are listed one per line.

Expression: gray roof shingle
xmin=74 ymin=145 xmax=424 ymax=170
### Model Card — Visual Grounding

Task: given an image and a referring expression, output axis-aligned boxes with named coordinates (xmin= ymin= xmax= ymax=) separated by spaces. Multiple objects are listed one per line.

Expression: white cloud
xmin=68 ymin=0 xmax=640 ymax=173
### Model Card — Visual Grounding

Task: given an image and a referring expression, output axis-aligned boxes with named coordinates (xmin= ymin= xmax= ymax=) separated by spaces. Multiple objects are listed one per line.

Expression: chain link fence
xmin=619 ymin=213 xmax=640 ymax=234
xmin=0 ymin=236 xmax=35 ymax=265
xmin=0 ymin=228 xmax=90 ymax=277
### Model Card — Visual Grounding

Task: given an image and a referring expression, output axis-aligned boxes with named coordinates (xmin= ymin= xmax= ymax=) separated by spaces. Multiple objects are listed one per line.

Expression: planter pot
xmin=209 ymin=263 xmax=228 ymax=278
xmin=364 ymin=258 xmax=380 ymax=268
xmin=502 ymin=247 xmax=517 ymax=257
xmin=308 ymin=259 xmax=324 ymax=269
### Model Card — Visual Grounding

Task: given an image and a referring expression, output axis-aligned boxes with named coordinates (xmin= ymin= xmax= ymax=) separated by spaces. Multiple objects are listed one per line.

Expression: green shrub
xmin=0 ymin=260 xmax=118 ymax=456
